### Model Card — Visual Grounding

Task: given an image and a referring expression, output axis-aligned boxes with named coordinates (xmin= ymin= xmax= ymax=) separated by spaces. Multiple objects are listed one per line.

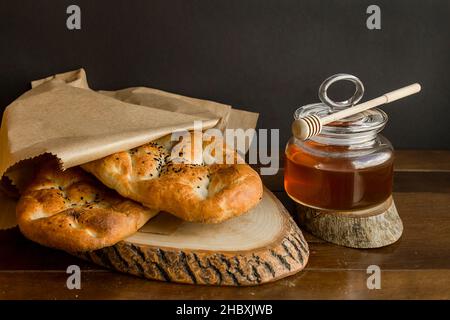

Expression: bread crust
xmin=16 ymin=163 xmax=157 ymax=252
xmin=82 ymin=132 xmax=263 ymax=223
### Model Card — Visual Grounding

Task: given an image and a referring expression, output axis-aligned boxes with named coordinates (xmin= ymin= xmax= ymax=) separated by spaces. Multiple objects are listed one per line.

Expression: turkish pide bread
xmin=82 ymin=131 xmax=263 ymax=223
xmin=16 ymin=163 xmax=158 ymax=252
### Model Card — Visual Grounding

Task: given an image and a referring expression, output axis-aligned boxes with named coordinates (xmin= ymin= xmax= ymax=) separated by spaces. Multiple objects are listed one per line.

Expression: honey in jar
xmin=285 ymin=75 xmax=394 ymax=211
xmin=285 ymin=140 xmax=393 ymax=211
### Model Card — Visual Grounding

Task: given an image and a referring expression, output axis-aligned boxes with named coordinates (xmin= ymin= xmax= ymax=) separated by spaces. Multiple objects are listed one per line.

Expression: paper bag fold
xmin=0 ymin=68 xmax=259 ymax=229
xmin=1 ymin=80 xmax=219 ymax=180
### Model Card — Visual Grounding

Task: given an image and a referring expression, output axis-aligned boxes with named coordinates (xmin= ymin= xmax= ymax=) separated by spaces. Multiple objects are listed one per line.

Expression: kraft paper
xmin=0 ymin=68 xmax=259 ymax=229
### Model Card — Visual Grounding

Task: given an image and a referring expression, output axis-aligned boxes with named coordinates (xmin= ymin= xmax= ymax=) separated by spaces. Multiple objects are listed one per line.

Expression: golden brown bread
xmin=16 ymin=163 xmax=157 ymax=252
xmin=82 ymin=132 xmax=263 ymax=223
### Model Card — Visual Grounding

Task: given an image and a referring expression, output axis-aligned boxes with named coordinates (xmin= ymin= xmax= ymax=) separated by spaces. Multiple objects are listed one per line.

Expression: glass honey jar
xmin=284 ymin=74 xmax=394 ymax=211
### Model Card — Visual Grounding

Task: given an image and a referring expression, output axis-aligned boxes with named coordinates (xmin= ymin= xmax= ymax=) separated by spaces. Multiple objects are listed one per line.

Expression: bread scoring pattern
xmin=82 ymin=131 xmax=263 ymax=223
xmin=16 ymin=163 xmax=157 ymax=252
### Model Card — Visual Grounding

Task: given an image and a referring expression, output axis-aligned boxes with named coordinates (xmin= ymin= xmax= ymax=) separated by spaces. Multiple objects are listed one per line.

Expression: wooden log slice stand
xmin=296 ymin=196 xmax=403 ymax=248
xmin=78 ymin=189 xmax=309 ymax=286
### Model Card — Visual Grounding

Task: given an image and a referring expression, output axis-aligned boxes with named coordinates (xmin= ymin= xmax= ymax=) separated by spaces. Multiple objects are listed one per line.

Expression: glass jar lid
xmin=294 ymin=74 xmax=389 ymax=145
xmin=294 ymin=103 xmax=388 ymax=135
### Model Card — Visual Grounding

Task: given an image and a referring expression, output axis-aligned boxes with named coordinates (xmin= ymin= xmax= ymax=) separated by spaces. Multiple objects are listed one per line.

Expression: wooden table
xmin=1 ymin=150 xmax=449 ymax=299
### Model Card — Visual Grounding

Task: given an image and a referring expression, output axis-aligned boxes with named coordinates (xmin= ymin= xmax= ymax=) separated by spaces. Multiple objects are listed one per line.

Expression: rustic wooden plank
xmin=263 ymin=171 xmax=450 ymax=193
xmin=278 ymin=149 xmax=450 ymax=172
xmin=260 ymin=150 xmax=450 ymax=171
xmin=306 ymin=192 xmax=450 ymax=270
xmin=394 ymin=150 xmax=450 ymax=172
xmin=1 ymin=191 xmax=448 ymax=271
xmin=0 ymin=228 xmax=100 ymax=270
xmin=78 ymin=190 xmax=309 ymax=286
xmin=393 ymin=172 xmax=450 ymax=193
xmin=0 ymin=192 xmax=313 ymax=271
xmin=0 ymin=151 xmax=448 ymax=299
xmin=0 ymin=227 xmax=320 ymax=271
xmin=1 ymin=269 xmax=449 ymax=300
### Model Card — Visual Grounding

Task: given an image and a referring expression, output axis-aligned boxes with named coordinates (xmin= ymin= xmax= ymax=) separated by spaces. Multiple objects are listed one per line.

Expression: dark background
xmin=1 ymin=0 xmax=449 ymax=149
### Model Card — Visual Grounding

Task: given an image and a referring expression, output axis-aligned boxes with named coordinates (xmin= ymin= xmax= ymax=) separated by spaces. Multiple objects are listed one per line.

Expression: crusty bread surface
xmin=16 ymin=163 xmax=157 ymax=252
xmin=82 ymin=132 xmax=263 ymax=223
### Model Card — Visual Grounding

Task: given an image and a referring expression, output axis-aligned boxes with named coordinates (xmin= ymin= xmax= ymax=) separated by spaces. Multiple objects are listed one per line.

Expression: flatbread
xmin=16 ymin=163 xmax=158 ymax=252
xmin=82 ymin=132 xmax=263 ymax=223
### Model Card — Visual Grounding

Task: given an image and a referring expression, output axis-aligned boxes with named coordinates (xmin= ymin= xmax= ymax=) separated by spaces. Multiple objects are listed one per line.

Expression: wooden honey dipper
xmin=292 ymin=83 xmax=421 ymax=140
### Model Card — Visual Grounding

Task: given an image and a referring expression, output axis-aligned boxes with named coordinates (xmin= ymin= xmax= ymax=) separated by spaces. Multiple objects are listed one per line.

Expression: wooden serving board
xmin=78 ymin=189 xmax=309 ymax=286
xmin=297 ymin=196 xmax=403 ymax=248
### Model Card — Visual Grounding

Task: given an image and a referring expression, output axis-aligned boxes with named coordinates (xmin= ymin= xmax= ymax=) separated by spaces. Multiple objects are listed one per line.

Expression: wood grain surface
xmin=0 ymin=150 xmax=449 ymax=299
xmin=297 ymin=196 xmax=404 ymax=248
xmin=76 ymin=190 xmax=309 ymax=286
